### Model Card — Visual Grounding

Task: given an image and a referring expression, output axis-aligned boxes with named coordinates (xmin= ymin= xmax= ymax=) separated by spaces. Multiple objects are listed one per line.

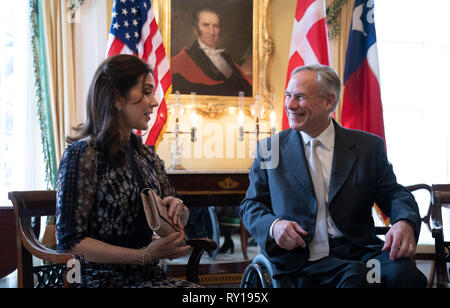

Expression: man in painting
xmin=171 ymin=7 xmax=252 ymax=97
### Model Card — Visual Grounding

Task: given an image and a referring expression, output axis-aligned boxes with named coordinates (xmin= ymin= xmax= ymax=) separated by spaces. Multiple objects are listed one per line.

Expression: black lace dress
xmin=55 ymin=137 xmax=199 ymax=288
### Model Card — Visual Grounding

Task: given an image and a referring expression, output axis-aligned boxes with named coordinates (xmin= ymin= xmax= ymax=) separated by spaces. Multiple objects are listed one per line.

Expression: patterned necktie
xmin=308 ymin=138 xmax=329 ymax=261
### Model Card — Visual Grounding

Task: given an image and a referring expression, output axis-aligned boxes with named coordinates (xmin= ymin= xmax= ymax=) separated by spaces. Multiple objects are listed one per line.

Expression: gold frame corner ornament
xmin=154 ymin=0 xmax=273 ymax=119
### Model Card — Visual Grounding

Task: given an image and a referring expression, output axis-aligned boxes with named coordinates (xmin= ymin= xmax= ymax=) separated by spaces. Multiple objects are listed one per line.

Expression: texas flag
xmin=341 ymin=0 xmax=385 ymax=142
xmin=342 ymin=0 xmax=388 ymax=224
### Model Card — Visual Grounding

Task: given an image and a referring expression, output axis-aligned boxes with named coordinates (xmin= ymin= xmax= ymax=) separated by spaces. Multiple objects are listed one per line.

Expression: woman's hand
xmin=146 ymin=231 xmax=191 ymax=261
xmin=161 ymin=196 xmax=189 ymax=229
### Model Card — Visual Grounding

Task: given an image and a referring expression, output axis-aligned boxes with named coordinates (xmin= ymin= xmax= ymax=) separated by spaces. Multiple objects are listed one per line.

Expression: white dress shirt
xmin=270 ymin=120 xmax=343 ymax=239
xmin=197 ymin=39 xmax=233 ymax=79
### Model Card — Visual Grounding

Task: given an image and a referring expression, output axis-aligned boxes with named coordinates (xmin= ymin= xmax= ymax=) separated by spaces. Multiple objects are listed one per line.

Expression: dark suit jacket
xmin=240 ymin=120 xmax=421 ymax=277
xmin=171 ymin=40 xmax=252 ymax=96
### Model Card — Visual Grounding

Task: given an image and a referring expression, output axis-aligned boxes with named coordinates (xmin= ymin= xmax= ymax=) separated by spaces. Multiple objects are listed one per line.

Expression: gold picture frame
xmin=153 ymin=0 xmax=273 ymax=118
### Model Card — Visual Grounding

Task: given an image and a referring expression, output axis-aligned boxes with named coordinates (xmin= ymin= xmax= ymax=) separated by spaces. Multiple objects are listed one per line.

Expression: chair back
xmin=430 ymin=184 xmax=450 ymax=288
xmin=431 ymin=184 xmax=450 ymax=230
xmin=432 ymin=184 xmax=450 ymax=205
xmin=405 ymin=184 xmax=432 ymax=231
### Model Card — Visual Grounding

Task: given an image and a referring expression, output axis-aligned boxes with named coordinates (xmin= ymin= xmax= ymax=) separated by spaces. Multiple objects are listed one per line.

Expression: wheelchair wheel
xmin=240 ymin=262 xmax=272 ymax=288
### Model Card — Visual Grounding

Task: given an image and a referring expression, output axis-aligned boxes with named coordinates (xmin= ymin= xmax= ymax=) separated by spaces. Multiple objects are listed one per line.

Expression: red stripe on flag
xmin=153 ymin=67 xmax=160 ymax=89
xmin=160 ymin=71 xmax=172 ymax=92
xmin=155 ymin=45 xmax=166 ymax=66
xmin=149 ymin=18 xmax=158 ymax=37
xmin=341 ymin=60 xmax=385 ymax=140
xmin=107 ymin=39 xmax=125 ymax=57
xmin=145 ymin=100 xmax=168 ymax=145
xmin=143 ymin=19 xmax=159 ymax=61
xmin=142 ymin=38 xmax=154 ymax=63
xmin=306 ymin=18 xmax=330 ymax=65
xmin=295 ymin=0 xmax=316 ymax=21
xmin=282 ymin=52 xmax=305 ymax=130
xmin=285 ymin=52 xmax=305 ymax=86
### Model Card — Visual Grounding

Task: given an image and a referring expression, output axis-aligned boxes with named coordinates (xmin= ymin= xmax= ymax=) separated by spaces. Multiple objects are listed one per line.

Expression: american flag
xmin=106 ymin=0 xmax=170 ymax=146
xmin=282 ymin=0 xmax=330 ymax=130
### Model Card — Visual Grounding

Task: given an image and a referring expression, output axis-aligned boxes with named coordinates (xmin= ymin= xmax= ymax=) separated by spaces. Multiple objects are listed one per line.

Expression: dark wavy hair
xmin=68 ymin=54 xmax=152 ymax=166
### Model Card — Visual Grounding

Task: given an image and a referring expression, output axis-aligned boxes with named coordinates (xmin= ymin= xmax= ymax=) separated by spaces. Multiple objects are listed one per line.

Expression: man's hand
xmin=382 ymin=220 xmax=416 ymax=260
xmin=272 ymin=220 xmax=308 ymax=251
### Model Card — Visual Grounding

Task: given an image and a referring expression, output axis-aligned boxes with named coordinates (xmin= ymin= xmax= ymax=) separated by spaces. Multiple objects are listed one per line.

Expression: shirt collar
xmin=197 ymin=39 xmax=225 ymax=54
xmin=300 ymin=120 xmax=335 ymax=151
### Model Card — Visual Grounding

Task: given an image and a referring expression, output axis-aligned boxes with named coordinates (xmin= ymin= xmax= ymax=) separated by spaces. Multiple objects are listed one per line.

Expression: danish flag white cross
xmin=289 ymin=0 xmax=327 ymax=64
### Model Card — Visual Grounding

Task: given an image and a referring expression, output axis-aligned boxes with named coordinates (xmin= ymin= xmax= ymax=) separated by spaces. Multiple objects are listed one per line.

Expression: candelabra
xmin=166 ymin=91 xmax=277 ymax=168
xmin=165 ymin=92 xmax=199 ymax=170
xmin=238 ymin=92 xmax=277 ymax=142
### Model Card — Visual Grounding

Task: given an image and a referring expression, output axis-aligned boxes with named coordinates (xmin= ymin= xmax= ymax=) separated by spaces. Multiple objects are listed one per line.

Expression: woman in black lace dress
xmin=55 ymin=55 xmax=198 ymax=288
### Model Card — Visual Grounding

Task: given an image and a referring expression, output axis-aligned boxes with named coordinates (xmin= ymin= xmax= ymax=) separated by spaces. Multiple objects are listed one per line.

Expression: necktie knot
xmin=310 ymin=138 xmax=320 ymax=150
xmin=201 ymin=47 xmax=226 ymax=57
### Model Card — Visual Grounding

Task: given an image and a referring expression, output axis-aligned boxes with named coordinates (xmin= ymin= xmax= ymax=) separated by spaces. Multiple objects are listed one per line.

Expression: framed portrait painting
xmin=153 ymin=0 xmax=273 ymax=118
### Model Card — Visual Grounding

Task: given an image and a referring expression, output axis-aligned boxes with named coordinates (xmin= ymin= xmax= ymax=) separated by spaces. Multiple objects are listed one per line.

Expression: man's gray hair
xmin=291 ymin=64 xmax=342 ymax=112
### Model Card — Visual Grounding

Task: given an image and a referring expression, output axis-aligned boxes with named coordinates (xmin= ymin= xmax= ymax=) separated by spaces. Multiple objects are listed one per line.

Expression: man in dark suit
xmin=240 ymin=64 xmax=427 ymax=288
xmin=171 ymin=8 xmax=252 ymax=97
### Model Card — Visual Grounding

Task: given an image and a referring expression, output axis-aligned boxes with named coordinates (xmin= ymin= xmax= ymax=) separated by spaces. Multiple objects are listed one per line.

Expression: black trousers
xmin=290 ymin=237 xmax=428 ymax=288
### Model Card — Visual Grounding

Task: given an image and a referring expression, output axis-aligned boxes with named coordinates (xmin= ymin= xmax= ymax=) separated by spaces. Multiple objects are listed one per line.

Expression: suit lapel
xmin=280 ymin=130 xmax=314 ymax=195
xmin=328 ymin=121 xmax=356 ymax=204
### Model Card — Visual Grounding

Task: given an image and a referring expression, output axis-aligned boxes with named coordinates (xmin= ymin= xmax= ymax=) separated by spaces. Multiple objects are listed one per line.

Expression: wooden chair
xmin=8 ymin=190 xmax=216 ymax=288
xmin=430 ymin=184 xmax=450 ymax=288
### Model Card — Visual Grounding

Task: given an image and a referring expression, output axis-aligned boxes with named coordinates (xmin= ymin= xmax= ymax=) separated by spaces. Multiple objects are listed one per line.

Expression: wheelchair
xmin=241 ymin=184 xmax=435 ymax=288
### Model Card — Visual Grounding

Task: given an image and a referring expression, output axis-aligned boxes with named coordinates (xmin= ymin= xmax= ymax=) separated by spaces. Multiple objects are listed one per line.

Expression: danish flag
xmin=282 ymin=0 xmax=330 ymax=130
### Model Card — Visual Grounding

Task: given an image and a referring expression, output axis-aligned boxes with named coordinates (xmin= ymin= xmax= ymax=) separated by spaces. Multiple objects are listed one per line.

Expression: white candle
xmin=238 ymin=110 xmax=244 ymax=127
xmin=270 ymin=110 xmax=276 ymax=129
xmin=191 ymin=110 xmax=199 ymax=128
xmin=172 ymin=91 xmax=184 ymax=118
xmin=190 ymin=92 xmax=196 ymax=107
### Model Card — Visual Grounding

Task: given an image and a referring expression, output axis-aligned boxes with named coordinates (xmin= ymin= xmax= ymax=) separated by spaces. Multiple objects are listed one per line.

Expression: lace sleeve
xmin=55 ymin=141 xmax=99 ymax=252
